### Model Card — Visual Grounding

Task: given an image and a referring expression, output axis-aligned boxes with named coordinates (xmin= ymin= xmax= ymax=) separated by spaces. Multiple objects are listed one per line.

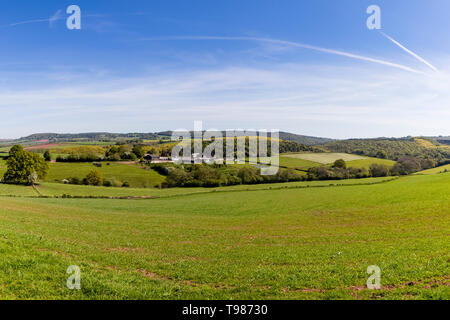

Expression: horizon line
xmin=1 ymin=130 xmax=448 ymax=142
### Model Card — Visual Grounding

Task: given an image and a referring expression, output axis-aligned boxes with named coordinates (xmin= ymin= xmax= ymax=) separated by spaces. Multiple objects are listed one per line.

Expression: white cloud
xmin=0 ymin=61 xmax=449 ymax=139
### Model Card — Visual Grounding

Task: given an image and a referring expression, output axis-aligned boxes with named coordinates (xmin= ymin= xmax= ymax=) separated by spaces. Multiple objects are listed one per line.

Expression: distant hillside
xmin=278 ymin=132 xmax=334 ymax=146
xmin=9 ymin=133 xmax=450 ymax=166
xmin=433 ymin=136 xmax=450 ymax=145
xmin=158 ymin=131 xmax=333 ymax=146
xmin=3 ymin=131 xmax=327 ymax=154
xmin=324 ymin=137 xmax=450 ymax=164
xmin=18 ymin=132 xmax=162 ymax=142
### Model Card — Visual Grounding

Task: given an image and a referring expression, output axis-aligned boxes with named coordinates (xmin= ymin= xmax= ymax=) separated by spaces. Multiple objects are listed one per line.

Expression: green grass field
xmin=0 ymin=183 xmax=37 ymax=197
xmin=279 ymin=156 xmax=321 ymax=170
xmin=282 ymin=153 xmax=366 ymax=164
xmin=279 ymin=153 xmax=395 ymax=171
xmin=417 ymin=164 xmax=450 ymax=175
xmin=44 ymin=162 xmax=166 ymax=188
xmin=3 ymin=160 xmax=165 ymax=189
xmin=0 ymin=176 xmax=395 ymax=199
xmin=345 ymin=158 xmax=396 ymax=170
xmin=0 ymin=173 xmax=448 ymax=299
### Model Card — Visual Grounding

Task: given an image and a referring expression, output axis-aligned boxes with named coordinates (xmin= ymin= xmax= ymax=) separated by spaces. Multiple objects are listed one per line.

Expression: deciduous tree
xmin=2 ymin=145 xmax=49 ymax=185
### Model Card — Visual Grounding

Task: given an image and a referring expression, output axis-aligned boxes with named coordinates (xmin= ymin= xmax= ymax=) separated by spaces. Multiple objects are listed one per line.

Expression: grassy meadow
xmin=1 ymin=159 xmax=166 ymax=189
xmin=279 ymin=156 xmax=321 ymax=170
xmin=278 ymin=153 xmax=395 ymax=171
xmin=345 ymin=158 xmax=396 ymax=170
xmin=45 ymin=162 xmax=166 ymax=188
xmin=0 ymin=176 xmax=395 ymax=199
xmin=417 ymin=164 xmax=450 ymax=175
xmin=0 ymin=141 xmax=449 ymax=300
xmin=282 ymin=152 xmax=366 ymax=164
xmin=0 ymin=173 xmax=448 ymax=299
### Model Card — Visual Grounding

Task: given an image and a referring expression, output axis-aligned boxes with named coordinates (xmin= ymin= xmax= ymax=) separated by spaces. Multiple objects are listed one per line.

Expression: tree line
xmin=307 ymin=156 xmax=436 ymax=180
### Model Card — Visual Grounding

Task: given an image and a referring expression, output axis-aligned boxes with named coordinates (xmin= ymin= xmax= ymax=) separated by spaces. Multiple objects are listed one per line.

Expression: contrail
xmin=8 ymin=18 xmax=52 ymax=27
xmin=2 ymin=13 xmax=104 ymax=29
xmin=141 ymin=35 xmax=424 ymax=74
xmin=3 ymin=13 xmax=141 ymax=29
xmin=49 ymin=10 xmax=64 ymax=28
xmin=379 ymin=31 xmax=438 ymax=72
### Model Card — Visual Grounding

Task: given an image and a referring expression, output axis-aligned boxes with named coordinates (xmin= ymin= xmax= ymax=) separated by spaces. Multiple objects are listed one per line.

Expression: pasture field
xmin=0 ymin=183 xmax=37 ymax=197
xmin=24 ymin=141 xmax=112 ymax=149
xmin=345 ymin=158 xmax=396 ymax=170
xmin=24 ymin=143 xmax=66 ymax=151
xmin=0 ymin=159 xmax=6 ymax=176
xmin=0 ymin=174 xmax=448 ymax=299
xmin=417 ymin=164 xmax=450 ymax=175
xmin=279 ymin=153 xmax=395 ymax=171
xmin=0 ymin=148 xmax=9 ymax=158
xmin=282 ymin=153 xmax=366 ymax=164
xmin=45 ymin=162 xmax=166 ymax=188
xmin=0 ymin=176 xmax=396 ymax=199
xmin=64 ymin=141 xmax=113 ymax=146
xmin=279 ymin=156 xmax=321 ymax=170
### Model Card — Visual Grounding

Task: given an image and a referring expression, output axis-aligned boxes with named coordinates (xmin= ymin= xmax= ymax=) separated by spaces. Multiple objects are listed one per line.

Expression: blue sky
xmin=1 ymin=0 xmax=449 ymax=139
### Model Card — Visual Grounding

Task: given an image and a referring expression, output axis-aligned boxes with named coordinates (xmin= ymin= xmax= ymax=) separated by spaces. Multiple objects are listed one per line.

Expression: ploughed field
xmin=0 ymin=173 xmax=448 ymax=299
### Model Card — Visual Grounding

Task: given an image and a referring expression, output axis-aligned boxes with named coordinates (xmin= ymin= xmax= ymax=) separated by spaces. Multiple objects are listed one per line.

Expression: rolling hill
xmin=324 ymin=137 xmax=450 ymax=164
xmin=0 ymin=173 xmax=448 ymax=299
xmin=158 ymin=131 xmax=334 ymax=146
